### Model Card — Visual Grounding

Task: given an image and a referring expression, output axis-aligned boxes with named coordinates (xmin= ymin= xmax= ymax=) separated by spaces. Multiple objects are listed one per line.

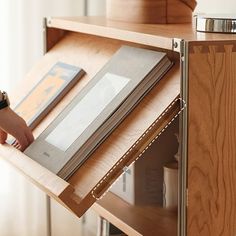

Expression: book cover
xmin=14 ymin=62 xmax=85 ymax=129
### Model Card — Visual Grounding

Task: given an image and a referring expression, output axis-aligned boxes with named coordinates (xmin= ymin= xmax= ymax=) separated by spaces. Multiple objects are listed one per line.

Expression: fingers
xmin=13 ymin=128 xmax=34 ymax=152
xmin=25 ymin=128 xmax=34 ymax=144
xmin=0 ymin=129 xmax=7 ymax=144
xmin=14 ymin=132 xmax=28 ymax=151
xmin=0 ymin=107 xmax=34 ymax=151
xmin=13 ymin=141 xmax=21 ymax=150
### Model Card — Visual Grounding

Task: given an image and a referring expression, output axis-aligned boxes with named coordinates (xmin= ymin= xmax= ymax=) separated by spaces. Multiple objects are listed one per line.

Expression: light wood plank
xmin=91 ymin=97 xmax=180 ymax=199
xmin=187 ymin=42 xmax=236 ymax=235
xmin=106 ymin=0 xmax=194 ymax=24
xmin=47 ymin=16 xmax=236 ymax=52
xmin=106 ymin=0 xmax=167 ymax=24
xmin=48 ymin=17 xmax=174 ymax=50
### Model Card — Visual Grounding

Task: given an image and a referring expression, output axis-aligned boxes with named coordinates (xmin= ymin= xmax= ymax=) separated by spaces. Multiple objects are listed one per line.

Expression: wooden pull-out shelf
xmin=0 ymin=29 xmax=180 ymax=218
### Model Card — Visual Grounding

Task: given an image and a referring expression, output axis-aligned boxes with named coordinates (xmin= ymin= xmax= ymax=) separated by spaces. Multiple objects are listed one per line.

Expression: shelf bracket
xmin=172 ymin=38 xmax=184 ymax=53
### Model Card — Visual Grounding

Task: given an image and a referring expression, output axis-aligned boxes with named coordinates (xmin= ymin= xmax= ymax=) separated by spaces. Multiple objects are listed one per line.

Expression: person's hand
xmin=0 ymin=107 xmax=34 ymax=151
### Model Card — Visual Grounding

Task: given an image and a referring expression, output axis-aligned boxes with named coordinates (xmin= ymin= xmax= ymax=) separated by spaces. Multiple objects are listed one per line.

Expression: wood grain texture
xmin=106 ymin=0 xmax=195 ymax=24
xmin=180 ymin=0 xmax=197 ymax=10
xmin=92 ymin=97 xmax=180 ymax=198
xmin=46 ymin=27 xmax=66 ymax=52
xmin=93 ymin=192 xmax=177 ymax=236
xmin=187 ymin=41 xmax=236 ymax=236
xmin=166 ymin=0 xmax=193 ymax=23
xmin=106 ymin=0 xmax=167 ymax=24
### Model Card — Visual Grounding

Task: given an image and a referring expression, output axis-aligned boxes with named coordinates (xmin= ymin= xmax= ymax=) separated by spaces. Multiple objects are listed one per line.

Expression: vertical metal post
xmin=179 ymin=41 xmax=189 ymax=236
xmin=43 ymin=18 xmax=51 ymax=236
xmin=97 ymin=216 xmax=109 ymax=236
xmin=46 ymin=196 xmax=52 ymax=236
xmin=84 ymin=0 xmax=88 ymax=16
xmin=43 ymin=18 xmax=48 ymax=54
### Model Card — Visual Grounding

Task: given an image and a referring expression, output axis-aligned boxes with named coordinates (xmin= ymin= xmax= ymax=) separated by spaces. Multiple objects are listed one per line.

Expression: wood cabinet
xmin=187 ymin=41 xmax=236 ymax=236
xmin=1 ymin=16 xmax=236 ymax=236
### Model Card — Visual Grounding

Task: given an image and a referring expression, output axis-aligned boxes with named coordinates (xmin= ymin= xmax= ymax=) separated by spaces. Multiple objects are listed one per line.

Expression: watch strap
xmin=0 ymin=91 xmax=10 ymax=110
xmin=0 ymin=99 xmax=9 ymax=109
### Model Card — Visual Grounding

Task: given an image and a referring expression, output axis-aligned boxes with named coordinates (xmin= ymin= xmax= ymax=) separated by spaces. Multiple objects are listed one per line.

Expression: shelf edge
xmin=47 ymin=17 xmax=174 ymax=51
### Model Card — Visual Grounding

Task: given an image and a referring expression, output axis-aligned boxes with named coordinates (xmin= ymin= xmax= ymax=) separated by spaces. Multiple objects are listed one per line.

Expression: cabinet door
xmin=0 ymin=159 xmax=48 ymax=236
xmin=187 ymin=41 xmax=236 ymax=236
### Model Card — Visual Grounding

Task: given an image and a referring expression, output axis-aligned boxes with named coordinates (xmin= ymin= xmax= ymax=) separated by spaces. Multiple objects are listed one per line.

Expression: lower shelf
xmin=93 ymin=192 xmax=177 ymax=236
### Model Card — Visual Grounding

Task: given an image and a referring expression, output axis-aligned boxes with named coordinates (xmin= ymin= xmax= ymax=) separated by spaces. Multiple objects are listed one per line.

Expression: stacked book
xmin=25 ymin=45 xmax=173 ymax=179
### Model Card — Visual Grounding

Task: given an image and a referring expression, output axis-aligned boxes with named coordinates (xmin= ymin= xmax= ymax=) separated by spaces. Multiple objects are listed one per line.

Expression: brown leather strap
xmin=180 ymin=0 xmax=197 ymax=10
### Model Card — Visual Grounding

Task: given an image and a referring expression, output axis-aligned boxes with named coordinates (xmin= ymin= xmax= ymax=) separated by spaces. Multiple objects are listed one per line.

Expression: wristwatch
xmin=0 ymin=91 xmax=10 ymax=110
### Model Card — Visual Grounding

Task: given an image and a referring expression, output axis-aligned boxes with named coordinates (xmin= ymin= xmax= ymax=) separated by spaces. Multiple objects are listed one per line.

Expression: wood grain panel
xmin=106 ymin=0 xmax=195 ymax=24
xmin=46 ymin=27 xmax=66 ymax=51
xmin=166 ymin=0 xmax=193 ymax=23
xmin=187 ymin=41 xmax=236 ymax=236
xmin=48 ymin=16 xmax=236 ymax=50
xmin=180 ymin=0 xmax=197 ymax=10
xmin=106 ymin=0 xmax=166 ymax=24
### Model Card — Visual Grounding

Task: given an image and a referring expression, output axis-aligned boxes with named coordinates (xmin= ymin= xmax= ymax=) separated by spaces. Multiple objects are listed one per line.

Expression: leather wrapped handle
xmin=180 ymin=0 xmax=197 ymax=10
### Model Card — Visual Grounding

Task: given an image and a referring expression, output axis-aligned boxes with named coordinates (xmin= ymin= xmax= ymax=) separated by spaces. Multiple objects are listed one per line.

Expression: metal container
xmin=196 ymin=14 xmax=236 ymax=33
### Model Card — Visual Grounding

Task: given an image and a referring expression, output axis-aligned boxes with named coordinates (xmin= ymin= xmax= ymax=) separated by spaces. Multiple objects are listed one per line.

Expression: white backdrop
xmin=0 ymin=0 xmax=85 ymax=92
xmin=196 ymin=0 xmax=236 ymax=14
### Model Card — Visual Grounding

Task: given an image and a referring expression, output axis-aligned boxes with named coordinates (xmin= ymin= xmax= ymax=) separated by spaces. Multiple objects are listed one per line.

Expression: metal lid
xmin=196 ymin=14 xmax=236 ymax=33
